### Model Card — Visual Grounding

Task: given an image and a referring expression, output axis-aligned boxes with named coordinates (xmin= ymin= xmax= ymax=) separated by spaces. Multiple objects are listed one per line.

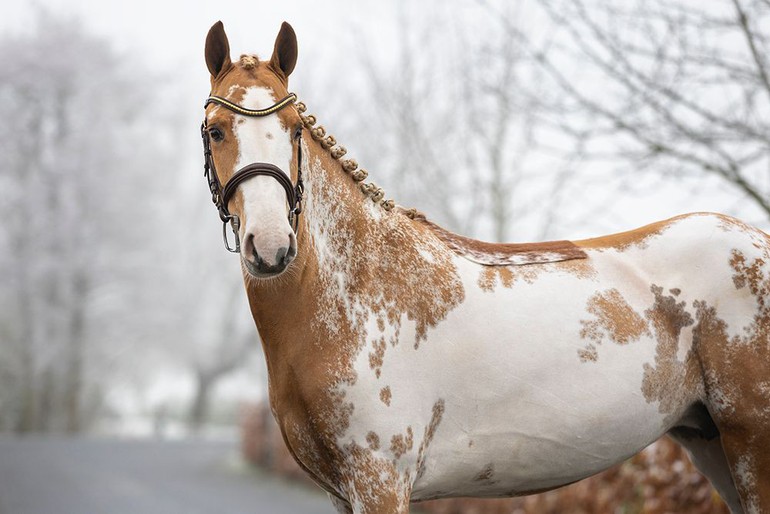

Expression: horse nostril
xmin=275 ymin=247 xmax=289 ymax=265
xmin=252 ymin=247 xmax=263 ymax=266
xmin=243 ymin=233 xmax=255 ymax=257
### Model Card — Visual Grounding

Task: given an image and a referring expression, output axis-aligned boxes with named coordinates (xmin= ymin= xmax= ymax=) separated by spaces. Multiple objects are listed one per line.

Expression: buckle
xmin=222 ymin=214 xmax=241 ymax=253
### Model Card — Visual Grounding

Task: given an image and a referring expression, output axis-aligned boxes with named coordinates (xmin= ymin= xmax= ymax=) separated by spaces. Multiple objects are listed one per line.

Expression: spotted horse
xmin=200 ymin=21 xmax=770 ymax=514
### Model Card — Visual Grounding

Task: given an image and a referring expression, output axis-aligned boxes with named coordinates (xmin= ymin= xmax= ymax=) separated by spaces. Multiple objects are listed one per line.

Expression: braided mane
xmin=294 ymin=100 xmax=590 ymax=267
xmin=239 ymin=54 xmax=259 ymax=69
xmin=296 ymin=100 xmax=398 ymax=213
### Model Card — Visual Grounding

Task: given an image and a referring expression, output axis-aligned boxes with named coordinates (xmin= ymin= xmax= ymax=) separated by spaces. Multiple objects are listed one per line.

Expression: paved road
xmin=0 ymin=437 xmax=336 ymax=514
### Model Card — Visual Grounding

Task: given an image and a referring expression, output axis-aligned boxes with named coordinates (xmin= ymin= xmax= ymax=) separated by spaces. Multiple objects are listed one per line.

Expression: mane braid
xmin=240 ymin=54 xmax=259 ymax=69
xmin=296 ymin=100 xmax=397 ymax=213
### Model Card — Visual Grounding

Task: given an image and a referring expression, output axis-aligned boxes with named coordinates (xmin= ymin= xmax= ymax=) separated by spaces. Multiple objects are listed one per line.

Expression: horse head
xmin=202 ymin=21 xmax=302 ymax=278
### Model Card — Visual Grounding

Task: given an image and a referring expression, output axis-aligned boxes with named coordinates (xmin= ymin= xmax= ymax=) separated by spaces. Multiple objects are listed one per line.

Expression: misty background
xmin=2 ymin=0 xmax=769 ymax=439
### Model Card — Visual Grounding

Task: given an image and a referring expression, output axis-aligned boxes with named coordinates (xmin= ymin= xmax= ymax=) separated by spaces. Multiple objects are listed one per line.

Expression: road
xmin=0 ymin=437 xmax=336 ymax=514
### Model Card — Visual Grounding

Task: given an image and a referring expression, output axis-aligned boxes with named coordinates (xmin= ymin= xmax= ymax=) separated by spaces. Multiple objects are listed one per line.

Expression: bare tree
xmin=304 ymin=0 xmax=592 ymax=242
xmin=489 ymin=0 xmax=770 ymax=224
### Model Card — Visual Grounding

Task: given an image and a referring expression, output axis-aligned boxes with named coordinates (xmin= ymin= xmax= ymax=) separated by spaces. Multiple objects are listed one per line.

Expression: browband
xmin=205 ymin=93 xmax=298 ymax=117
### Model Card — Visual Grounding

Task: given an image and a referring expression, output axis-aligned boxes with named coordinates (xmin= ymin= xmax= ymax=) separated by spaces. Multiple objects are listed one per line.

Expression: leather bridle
xmin=201 ymin=92 xmax=303 ymax=253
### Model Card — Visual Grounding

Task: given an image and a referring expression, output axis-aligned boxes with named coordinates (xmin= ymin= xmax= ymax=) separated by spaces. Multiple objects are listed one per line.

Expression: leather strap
xmin=222 ymin=162 xmax=297 ymax=214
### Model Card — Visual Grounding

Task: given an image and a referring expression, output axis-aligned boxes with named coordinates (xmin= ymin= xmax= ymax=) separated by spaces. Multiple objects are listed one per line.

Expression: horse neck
xmin=244 ymin=136 xmax=465 ymax=435
xmin=242 ymin=137 xmax=384 ymax=347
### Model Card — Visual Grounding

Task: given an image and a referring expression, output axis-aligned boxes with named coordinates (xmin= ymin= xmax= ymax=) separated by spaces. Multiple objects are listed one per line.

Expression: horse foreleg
xmin=697 ymin=350 xmax=770 ymax=512
xmin=691 ymin=290 xmax=770 ymax=513
xmin=668 ymin=428 xmax=743 ymax=513
xmin=718 ymin=428 xmax=770 ymax=514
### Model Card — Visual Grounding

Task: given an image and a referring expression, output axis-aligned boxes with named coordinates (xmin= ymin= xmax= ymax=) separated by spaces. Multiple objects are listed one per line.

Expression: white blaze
xmin=231 ymin=86 xmax=295 ymax=263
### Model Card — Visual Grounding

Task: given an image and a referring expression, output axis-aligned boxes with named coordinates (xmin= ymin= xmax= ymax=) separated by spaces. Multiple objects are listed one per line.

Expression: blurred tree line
xmin=0 ymin=13 xmax=147 ymax=431
xmin=338 ymin=0 xmax=770 ymax=242
xmin=0 ymin=12 xmax=255 ymax=433
xmin=0 ymin=12 xmax=174 ymax=432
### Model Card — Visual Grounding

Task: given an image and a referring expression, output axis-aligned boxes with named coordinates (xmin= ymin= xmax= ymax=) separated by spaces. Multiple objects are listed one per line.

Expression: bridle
xmin=201 ymin=92 xmax=303 ymax=253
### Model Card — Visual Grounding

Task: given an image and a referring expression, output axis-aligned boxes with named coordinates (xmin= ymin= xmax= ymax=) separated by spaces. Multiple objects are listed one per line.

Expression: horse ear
xmin=205 ymin=21 xmax=232 ymax=79
xmin=270 ymin=22 xmax=298 ymax=80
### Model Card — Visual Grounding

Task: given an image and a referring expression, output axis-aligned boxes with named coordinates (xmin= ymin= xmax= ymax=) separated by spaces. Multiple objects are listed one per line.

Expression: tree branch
xmin=732 ymin=0 xmax=770 ymax=103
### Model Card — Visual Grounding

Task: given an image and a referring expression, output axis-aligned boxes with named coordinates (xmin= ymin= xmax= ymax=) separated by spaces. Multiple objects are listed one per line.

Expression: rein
xmin=201 ymin=92 xmax=303 ymax=253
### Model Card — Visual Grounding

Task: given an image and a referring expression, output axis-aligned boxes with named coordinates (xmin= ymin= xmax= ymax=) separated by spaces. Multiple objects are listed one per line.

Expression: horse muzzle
xmin=241 ymin=230 xmax=297 ymax=278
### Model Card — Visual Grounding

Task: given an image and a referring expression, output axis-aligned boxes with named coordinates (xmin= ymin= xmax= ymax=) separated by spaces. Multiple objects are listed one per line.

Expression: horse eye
xmin=209 ymin=127 xmax=224 ymax=142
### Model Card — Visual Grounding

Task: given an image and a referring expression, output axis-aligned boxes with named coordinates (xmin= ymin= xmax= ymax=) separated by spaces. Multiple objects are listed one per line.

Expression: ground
xmin=0 ymin=436 xmax=336 ymax=514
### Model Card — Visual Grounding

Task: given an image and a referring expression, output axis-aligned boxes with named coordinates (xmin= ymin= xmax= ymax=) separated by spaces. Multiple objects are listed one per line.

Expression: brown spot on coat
xmin=578 ymin=289 xmax=650 ymax=361
xmin=380 ymin=386 xmax=392 ymax=406
xmin=730 ymin=250 xmax=768 ymax=307
xmin=390 ymin=426 xmax=414 ymax=460
xmin=368 ymin=337 xmax=386 ymax=378
xmin=641 ymin=285 xmax=702 ymax=418
xmin=366 ymin=431 xmax=380 ymax=451
xmin=578 ymin=344 xmax=598 ymax=363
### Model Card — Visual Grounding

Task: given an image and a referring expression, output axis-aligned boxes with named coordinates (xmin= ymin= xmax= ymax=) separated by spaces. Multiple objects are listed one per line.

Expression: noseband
xmin=201 ymin=92 xmax=303 ymax=253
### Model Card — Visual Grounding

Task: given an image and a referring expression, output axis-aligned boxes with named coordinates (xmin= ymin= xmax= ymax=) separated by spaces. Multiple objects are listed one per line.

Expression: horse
xmin=200 ymin=20 xmax=770 ymax=514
